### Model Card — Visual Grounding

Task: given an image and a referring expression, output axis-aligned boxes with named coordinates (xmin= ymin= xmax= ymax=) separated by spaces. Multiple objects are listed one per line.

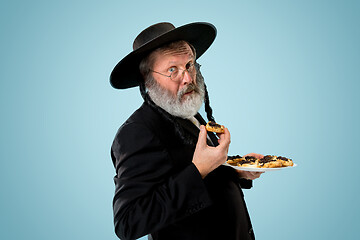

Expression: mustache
xmin=177 ymin=83 xmax=199 ymax=99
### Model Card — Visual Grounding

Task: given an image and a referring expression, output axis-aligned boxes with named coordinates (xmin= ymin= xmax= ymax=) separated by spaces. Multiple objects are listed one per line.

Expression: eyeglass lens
xmin=170 ymin=63 xmax=195 ymax=81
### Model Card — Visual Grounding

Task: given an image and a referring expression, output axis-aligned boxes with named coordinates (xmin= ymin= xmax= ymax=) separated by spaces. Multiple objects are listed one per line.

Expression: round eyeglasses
xmin=150 ymin=62 xmax=196 ymax=82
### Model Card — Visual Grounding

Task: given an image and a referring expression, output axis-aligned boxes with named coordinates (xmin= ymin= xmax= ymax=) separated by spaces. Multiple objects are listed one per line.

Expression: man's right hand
xmin=192 ymin=125 xmax=231 ymax=178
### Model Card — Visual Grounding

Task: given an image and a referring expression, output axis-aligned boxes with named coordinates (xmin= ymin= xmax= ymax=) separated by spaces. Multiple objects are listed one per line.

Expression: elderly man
xmin=110 ymin=22 xmax=262 ymax=240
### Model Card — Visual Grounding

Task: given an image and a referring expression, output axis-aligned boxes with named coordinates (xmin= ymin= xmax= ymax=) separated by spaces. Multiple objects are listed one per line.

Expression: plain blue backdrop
xmin=1 ymin=0 xmax=359 ymax=239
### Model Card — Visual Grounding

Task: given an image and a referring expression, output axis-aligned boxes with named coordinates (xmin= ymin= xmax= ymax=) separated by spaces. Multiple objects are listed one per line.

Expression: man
xmin=110 ymin=22 xmax=262 ymax=240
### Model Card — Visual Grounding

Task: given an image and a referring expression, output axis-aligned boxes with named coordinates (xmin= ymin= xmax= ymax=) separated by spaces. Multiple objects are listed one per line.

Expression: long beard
xmin=146 ymin=69 xmax=205 ymax=119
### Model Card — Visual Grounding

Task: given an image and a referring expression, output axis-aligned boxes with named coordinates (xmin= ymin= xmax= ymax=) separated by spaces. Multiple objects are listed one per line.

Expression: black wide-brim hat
xmin=110 ymin=22 xmax=217 ymax=89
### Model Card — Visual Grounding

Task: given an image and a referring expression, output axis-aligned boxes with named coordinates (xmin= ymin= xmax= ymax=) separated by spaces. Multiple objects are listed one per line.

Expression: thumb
xmin=196 ymin=125 xmax=208 ymax=149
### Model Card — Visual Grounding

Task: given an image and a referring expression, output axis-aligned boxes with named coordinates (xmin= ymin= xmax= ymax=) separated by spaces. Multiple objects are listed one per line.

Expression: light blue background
xmin=1 ymin=0 xmax=359 ymax=239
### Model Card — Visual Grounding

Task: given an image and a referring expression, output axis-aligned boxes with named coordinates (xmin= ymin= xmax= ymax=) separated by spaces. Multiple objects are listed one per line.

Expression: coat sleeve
xmin=111 ymin=122 xmax=212 ymax=240
xmin=239 ymin=178 xmax=253 ymax=189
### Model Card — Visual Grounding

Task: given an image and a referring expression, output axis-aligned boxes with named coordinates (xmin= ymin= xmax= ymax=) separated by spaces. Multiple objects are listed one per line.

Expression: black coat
xmin=111 ymin=102 xmax=255 ymax=240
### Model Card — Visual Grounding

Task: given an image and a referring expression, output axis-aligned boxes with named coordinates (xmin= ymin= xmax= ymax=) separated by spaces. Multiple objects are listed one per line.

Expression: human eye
xmin=186 ymin=61 xmax=194 ymax=70
xmin=168 ymin=66 xmax=177 ymax=73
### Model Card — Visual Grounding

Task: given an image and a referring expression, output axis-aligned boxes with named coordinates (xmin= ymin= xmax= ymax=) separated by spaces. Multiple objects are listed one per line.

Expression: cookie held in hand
xmin=205 ymin=121 xmax=225 ymax=134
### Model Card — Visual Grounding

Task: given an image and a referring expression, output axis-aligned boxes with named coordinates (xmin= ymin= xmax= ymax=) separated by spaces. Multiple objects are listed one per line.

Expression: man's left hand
xmin=237 ymin=170 xmax=263 ymax=180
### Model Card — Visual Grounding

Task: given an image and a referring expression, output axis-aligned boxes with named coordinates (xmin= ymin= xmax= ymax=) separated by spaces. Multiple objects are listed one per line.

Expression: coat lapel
xmin=175 ymin=117 xmax=200 ymax=140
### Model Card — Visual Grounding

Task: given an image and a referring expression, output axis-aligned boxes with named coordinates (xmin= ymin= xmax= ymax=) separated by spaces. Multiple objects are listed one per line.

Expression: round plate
xmin=223 ymin=163 xmax=297 ymax=172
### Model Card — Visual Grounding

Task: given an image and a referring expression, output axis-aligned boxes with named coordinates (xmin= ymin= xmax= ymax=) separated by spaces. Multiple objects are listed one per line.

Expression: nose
xmin=180 ymin=69 xmax=194 ymax=85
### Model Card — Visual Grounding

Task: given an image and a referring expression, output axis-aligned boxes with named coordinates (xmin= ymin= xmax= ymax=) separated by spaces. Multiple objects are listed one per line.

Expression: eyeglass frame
xmin=150 ymin=62 xmax=196 ymax=82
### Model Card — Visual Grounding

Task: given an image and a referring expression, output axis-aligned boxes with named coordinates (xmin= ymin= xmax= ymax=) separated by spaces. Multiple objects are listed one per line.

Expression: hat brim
xmin=110 ymin=22 xmax=217 ymax=89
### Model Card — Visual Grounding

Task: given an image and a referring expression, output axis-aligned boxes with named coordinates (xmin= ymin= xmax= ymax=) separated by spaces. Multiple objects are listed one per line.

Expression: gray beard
xmin=146 ymin=69 xmax=205 ymax=119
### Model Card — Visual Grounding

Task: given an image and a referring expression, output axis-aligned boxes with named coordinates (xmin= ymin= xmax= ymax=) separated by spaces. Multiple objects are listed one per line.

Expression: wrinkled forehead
xmin=159 ymin=42 xmax=194 ymax=57
xmin=150 ymin=41 xmax=195 ymax=63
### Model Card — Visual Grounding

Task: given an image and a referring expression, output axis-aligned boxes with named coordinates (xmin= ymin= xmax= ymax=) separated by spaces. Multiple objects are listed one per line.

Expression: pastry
xmin=226 ymin=154 xmax=294 ymax=169
xmin=258 ymin=155 xmax=282 ymax=168
xmin=226 ymin=155 xmax=245 ymax=166
xmin=238 ymin=156 xmax=259 ymax=168
xmin=277 ymin=156 xmax=294 ymax=167
xmin=205 ymin=121 xmax=225 ymax=134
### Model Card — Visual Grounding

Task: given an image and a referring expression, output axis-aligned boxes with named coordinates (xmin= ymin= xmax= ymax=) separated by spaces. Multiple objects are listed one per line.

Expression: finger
xmin=196 ymin=125 xmax=208 ymax=149
xmin=215 ymin=126 xmax=225 ymax=138
xmin=252 ymin=172 xmax=263 ymax=179
xmin=218 ymin=127 xmax=231 ymax=148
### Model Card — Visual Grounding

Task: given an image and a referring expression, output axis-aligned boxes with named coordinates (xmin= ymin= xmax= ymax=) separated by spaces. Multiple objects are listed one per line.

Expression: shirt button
xmin=248 ymin=228 xmax=253 ymax=234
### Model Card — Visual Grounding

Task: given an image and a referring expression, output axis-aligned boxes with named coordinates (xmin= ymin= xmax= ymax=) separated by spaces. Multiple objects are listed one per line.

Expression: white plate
xmin=223 ymin=163 xmax=297 ymax=172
